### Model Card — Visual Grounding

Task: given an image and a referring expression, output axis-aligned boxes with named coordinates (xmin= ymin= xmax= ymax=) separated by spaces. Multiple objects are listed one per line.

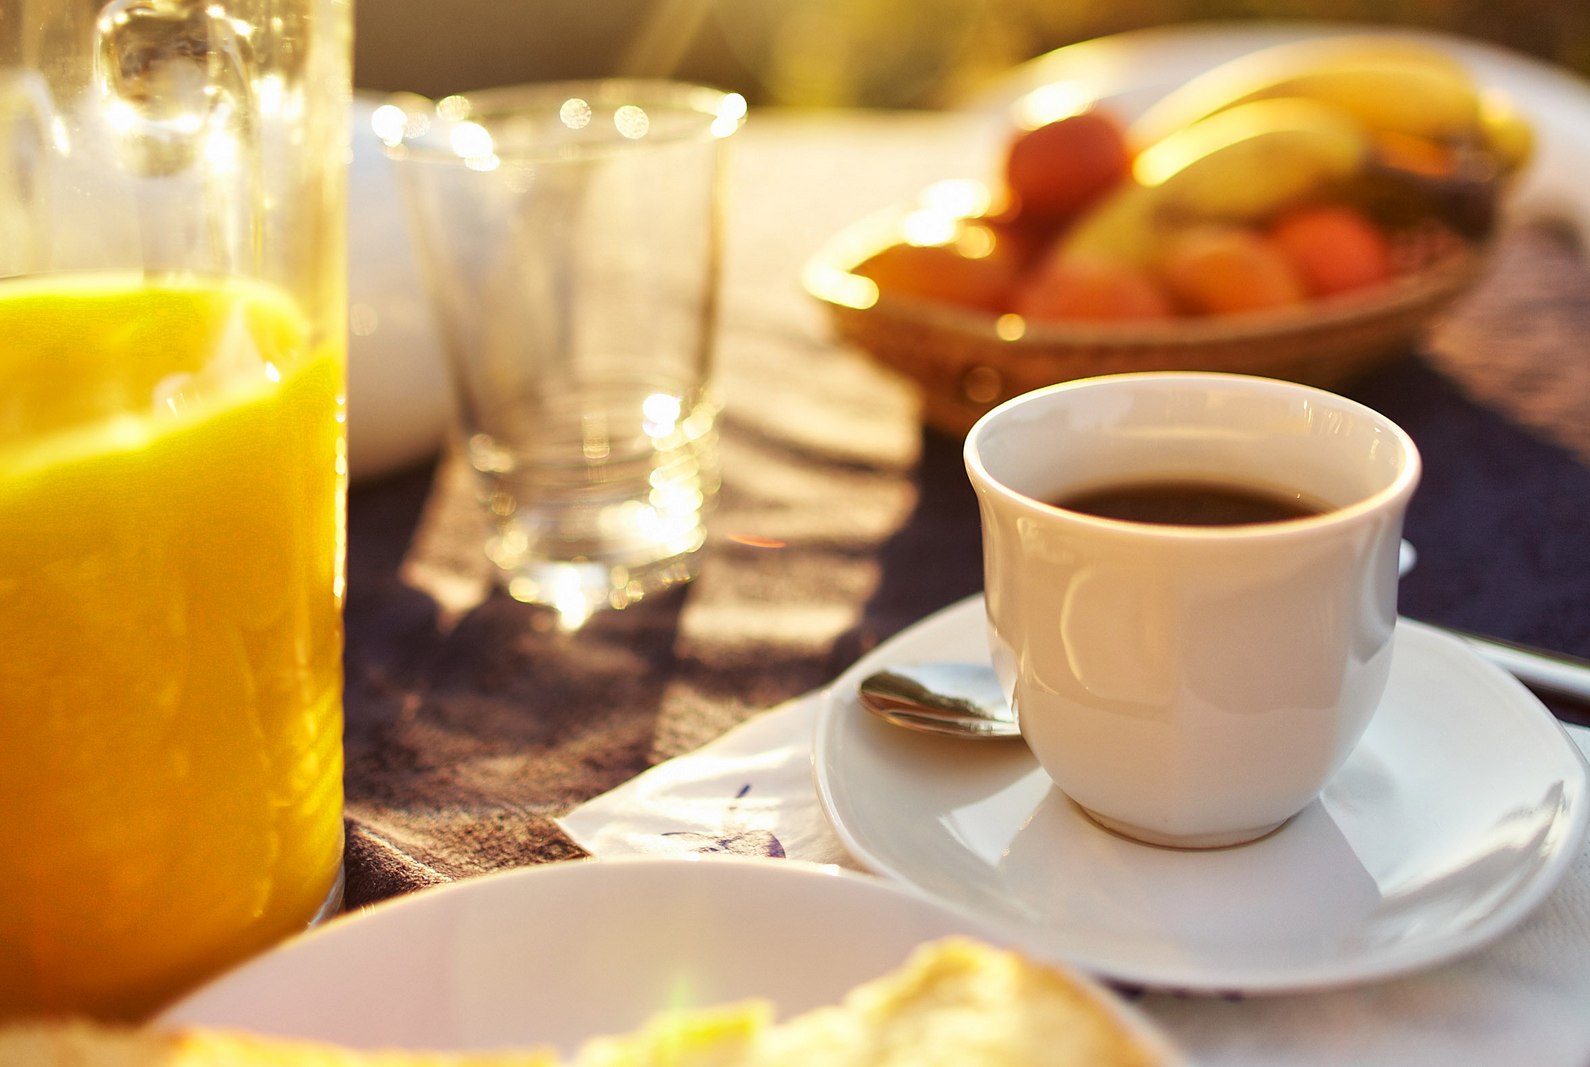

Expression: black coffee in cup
xmin=1052 ymin=478 xmax=1329 ymax=526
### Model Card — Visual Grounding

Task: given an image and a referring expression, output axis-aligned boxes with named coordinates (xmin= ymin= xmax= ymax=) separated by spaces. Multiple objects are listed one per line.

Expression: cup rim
xmin=374 ymin=78 xmax=747 ymax=167
xmin=963 ymin=371 xmax=1422 ymax=540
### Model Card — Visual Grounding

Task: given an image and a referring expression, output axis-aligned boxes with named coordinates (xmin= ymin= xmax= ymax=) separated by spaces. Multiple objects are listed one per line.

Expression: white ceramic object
xmin=346 ymin=95 xmax=453 ymax=483
xmin=814 ymin=594 xmax=1590 ymax=994
xmin=964 ymin=373 xmax=1420 ymax=847
xmin=157 ymin=856 xmax=1177 ymax=1060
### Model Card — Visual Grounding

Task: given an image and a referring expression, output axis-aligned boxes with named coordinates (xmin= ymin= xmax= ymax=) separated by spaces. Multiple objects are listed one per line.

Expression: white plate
xmin=814 ymin=595 xmax=1590 ymax=996
xmin=157 ymin=856 xmax=1174 ymax=1058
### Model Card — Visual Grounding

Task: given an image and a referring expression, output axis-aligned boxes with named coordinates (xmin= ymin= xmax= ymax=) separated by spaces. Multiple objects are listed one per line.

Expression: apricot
xmin=854 ymin=219 xmax=1022 ymax=313
xmin=1003 ymin=110 xmax=1133 ymax=229
xmin=1158 ymin=225 xmax=1305 ymax=315
xmin=1270 ymin=204 xmax=1393 ymax=297
xmin=1013 ymin=257 xmax=1174 ymax=322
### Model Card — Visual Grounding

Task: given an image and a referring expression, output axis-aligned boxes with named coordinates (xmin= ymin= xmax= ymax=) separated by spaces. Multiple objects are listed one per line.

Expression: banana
xmin=1049 ymin=183 xmax=1160 ymax=266
xmin=1478 ymin=87 xmax=1534 ymax=174
xmin=1131 ymin=36 xmax=1488 ymax=150
xmin=1135 ymin=97 xmax=1373 ymax=216
xmin=1054 ymin=96 xmax=1375 ymax=266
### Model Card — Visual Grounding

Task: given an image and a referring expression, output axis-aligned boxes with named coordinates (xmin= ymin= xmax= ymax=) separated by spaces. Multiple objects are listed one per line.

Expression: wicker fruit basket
xmin=804 ymin=203 xmax=1487 ymax=437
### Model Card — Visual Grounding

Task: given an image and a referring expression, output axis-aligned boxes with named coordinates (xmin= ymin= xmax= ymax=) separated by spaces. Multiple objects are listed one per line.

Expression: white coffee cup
xmin=964 ymin=372 xmax=1420 ymax=848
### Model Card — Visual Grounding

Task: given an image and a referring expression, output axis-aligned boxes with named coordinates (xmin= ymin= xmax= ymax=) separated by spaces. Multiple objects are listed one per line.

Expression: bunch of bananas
xmin=1129 ymin=35 xmax=1531 ymax=181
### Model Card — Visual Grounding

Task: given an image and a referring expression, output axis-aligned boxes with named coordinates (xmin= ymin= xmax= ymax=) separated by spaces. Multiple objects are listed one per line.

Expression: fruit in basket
xmin=1270 ymin=204 xmax=1392 ymax=296
xmin=1002 ymin=108 xmax=1133 ymax=229
xmin=1012 ymin=257 xmax=1173 ymax=321
xmin=1047 ymin=96 xmax=1376 ymax=272
xmin=839 ymin=36 xmax=1526 ymax=327
xmin=853 ymin=216 xmax=1022 ymax=312
xmin=1159 ymin=224 xmax=1305 ymax=314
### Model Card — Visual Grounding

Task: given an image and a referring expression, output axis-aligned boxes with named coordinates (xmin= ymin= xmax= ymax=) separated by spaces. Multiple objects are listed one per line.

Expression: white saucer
xmin=814 ymin=596 xmax=1590 ymax=995
xmin=158 ymin=856 xmax=1175 ymax=1058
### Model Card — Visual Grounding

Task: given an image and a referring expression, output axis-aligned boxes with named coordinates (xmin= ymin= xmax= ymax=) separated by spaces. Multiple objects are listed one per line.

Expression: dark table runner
xmin=339 ymin=115 xmax=1590 ymax=910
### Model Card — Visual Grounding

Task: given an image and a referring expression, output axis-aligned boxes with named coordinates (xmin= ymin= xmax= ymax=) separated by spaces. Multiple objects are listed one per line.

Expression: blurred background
xmin=353 ymin=0 xmax=1590 ymax=108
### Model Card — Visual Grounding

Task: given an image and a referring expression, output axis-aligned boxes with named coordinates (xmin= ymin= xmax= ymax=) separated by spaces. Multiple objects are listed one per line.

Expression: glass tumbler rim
xmin=373 ymin=78 xmax=747 ymax=168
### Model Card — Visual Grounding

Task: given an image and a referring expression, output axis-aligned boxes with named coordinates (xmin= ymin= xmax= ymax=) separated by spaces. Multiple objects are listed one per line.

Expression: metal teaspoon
xmin=856 ymin=662 xmax=1020 ymax=739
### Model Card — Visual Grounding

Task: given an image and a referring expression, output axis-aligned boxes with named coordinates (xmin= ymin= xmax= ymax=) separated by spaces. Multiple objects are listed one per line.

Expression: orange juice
xmin=0 ymin=273 xmax=345 ymax=1020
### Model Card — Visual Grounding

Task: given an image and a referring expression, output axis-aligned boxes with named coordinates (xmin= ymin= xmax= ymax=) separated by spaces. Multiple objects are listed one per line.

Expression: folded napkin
xmin=556 ymin=692 xmax=1590 ymax=1067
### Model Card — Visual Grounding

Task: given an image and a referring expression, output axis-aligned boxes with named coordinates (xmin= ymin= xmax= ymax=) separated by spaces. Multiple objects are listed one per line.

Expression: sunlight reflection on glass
xmin=642 ymin=392 xmax=682 ymax=436
xmin=369 ymin=102 xmax=408 ymax=146
xmin=550 ymin=571 xmax=595 ymax=631
xmin=559 ymin=96 xmax=593 ymax=130
xmin=614 ymin=104 xmax=650 ymax=139
xmin=449 ymin=119 xmax=492 ymax=160
xmin=711 ymin=93 xmax=748 ymax=138
xmin=202 ymin=126 xmax=240 ymax=172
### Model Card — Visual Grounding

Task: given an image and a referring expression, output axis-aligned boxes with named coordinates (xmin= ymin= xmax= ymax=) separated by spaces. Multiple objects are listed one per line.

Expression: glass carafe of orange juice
xmin=0 ymin=0 xmax=350 ymax=1021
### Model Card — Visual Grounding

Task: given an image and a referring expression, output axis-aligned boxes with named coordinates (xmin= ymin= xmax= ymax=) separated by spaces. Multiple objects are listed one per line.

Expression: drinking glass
xmin=0 ymin=0 xmax=351 ymax=1020
xmin=380 ymin=80 xmax=745 ymax=627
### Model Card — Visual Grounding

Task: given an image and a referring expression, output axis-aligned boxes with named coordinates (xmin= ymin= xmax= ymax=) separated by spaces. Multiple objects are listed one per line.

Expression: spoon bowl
xmin=856 ymin=662 xmax=1021 ymax=740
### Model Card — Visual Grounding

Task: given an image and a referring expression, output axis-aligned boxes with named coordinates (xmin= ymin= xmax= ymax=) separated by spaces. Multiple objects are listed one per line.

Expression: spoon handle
xmin=1426 ymin=622 xmax=1590 ymax=707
